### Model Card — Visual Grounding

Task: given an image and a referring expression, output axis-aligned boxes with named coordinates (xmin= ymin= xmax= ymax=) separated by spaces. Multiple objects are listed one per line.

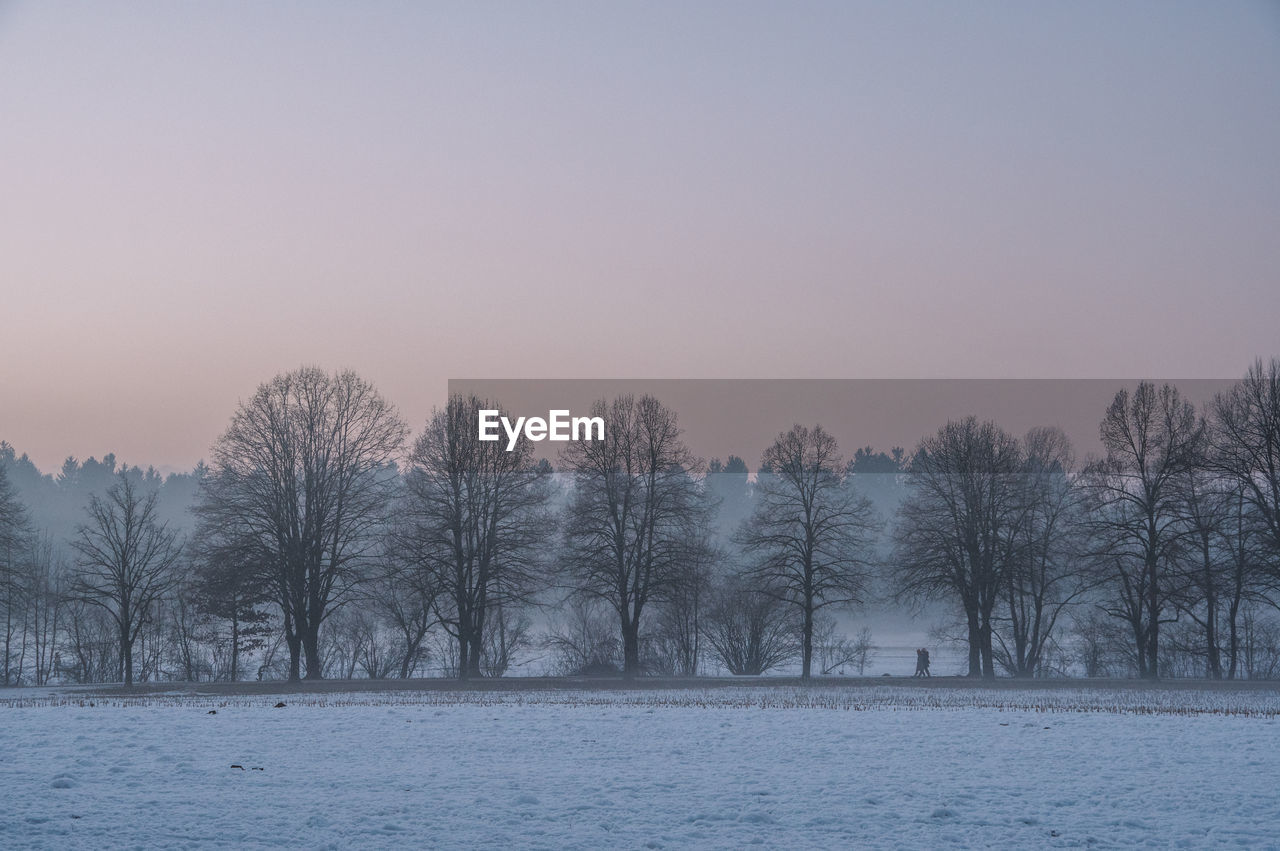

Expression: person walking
xmin=921 ymin=648 xmax=931 ymax=677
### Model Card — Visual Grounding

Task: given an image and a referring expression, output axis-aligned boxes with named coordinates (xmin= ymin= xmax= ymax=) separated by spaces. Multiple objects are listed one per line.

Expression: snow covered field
xmin=3 ymin=684 xmax=1279 ymax=849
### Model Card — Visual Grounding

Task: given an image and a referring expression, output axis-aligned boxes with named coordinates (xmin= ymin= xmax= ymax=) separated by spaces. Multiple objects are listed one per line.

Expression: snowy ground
xmin=3 ymin=684 xmax=1279 ymax=849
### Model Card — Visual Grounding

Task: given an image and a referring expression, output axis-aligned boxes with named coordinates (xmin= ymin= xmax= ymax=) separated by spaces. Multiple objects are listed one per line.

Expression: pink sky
xmin=2 ymin=2 xmax=1278 ymax=473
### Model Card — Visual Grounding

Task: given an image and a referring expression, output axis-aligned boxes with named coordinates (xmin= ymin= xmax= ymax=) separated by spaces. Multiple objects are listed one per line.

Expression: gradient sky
xmin=2 ymin=1 xmax=1279 ymax=474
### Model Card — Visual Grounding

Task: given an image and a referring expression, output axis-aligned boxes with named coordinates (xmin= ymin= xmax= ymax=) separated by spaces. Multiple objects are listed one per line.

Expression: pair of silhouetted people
xmin=914 ymin=648 xmax=931 ymax=677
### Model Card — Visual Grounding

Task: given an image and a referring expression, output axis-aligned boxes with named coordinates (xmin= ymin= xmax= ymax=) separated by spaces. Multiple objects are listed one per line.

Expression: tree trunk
xmin=286 ymin=631 xmax=302 ymax=682
xmin=303 ymin=623 xmax=323 ymax=679
xmin=398 ymin=632 xmax=418 ymax=679
xmin=457 ymin=632 xmax=470 ymax=679
xmin=1133 ymin=619 xmax=1149 ymax=678
xmin=801 ymin=604 xmax=813 ymax=680
xmin=1013 ymin=627 xmax=1028 ymax=677
xmin=980 ymin=613 xmax=996 ymax=679
xmin=230 ymin=609 xmax=240 ymax=683
xmin=1144 ymin=552 xmax=1160 ymax=680
xmin=122 ymin=633 xmax=134 ymax=687
xmin=622 ymin=620 xmax=640 ymax=678
xmin=1144 ymin=621 xmax=1159 ymax=679
xmin=1227 ymin=597 xmax=1241 ymax=680
xmin=3 ymin=599 xmax=12 ymax=686
xmin=467 ymin=609 xmax=485 ymax=678
xmin=966 ymin=608 xmax=982 ymax=678
xmin=466 ymin=622 xmax=484 ymax=679
xmin=1205 ymin=591 xmax=1222 ymax=680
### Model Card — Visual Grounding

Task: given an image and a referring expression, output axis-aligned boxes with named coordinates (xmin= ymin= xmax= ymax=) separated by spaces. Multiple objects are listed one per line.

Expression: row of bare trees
xmin=188 ymin=381 xmax=883 ymax=682
xmin=894 ymin=364 xmax=1280 ymax=679
xmin=3 ymin=359 xmax=1279 ymax=684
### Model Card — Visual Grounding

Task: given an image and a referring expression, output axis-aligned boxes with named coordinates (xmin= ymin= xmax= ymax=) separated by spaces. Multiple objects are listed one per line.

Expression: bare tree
xmin=1071 ymin=608 xmax=1136 ymax=678
xmin=22 ymin=535 xmax=65 ymax=686
xmin=1240 ymin=603 xmax=1280 ymax=679
xmin=366 ymin=539 xmax=439 ymax=679
xmin=70 ymin=474 xmax=181 ymax=685
xmin=739 ymin=424 xmax=879 ymax=679
xmin=560 ymin=395 xmax=711 ymax=677
xmin=1169 ymin=461 xmax=1234 ymax=678
xmin=319 ymin=608 xmax=363 ymax=679
xmin=165 ymin=580 xmax=215 ymax=682
xmin=1085 ymin=382 xmax=1203 ymax=679
xmin=542 ymin=597 xmax=622 ymax=675
xmin=849 ymin=626 xmax=876 ymax=675
xmin=813 ymin=616 xmax=877 ymax=676
xmin=198 ymin=367 xmax=406 ymax=680
xmin=995 ymin=427 xmax=1091 ymax=677
xmin=401 ymin=394 xmax=554 ymax=679
xmin=1216 ymin=484 xmax=1272 ymax=678
xmin=1212 ymin=358 xmax=1280 ymax=570
xmin=648 ymin=553 xmax=712 ymax=676
xmin=703 ymin=575 xmax=799 ymax=675
xmin=893 ymin=418 xmax=1025 ymax=678
xmin=0 ymin=463 xmax=29 ymax=684
xmin=354 ymin=617 xmax=402 ymax=680
xmin=62 ymin=598 xmax=119 ymax=683
xmin=327 ymin=608 xmax=401 ymax=680
xmin=480 ymin=603 xmax=533 ymax=677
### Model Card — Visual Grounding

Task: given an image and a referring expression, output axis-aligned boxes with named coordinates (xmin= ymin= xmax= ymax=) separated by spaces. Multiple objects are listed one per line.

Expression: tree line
xmin=2 ymin=360 xmax=1280 ymax=684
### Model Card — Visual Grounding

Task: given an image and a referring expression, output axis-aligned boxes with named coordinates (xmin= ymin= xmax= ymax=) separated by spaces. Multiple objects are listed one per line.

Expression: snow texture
xmin=2 ymin=685 xmax=1278 ymax=848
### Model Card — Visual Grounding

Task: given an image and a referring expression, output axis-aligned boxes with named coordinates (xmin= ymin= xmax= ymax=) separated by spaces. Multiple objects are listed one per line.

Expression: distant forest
xmin=3 ymin=359 xmax=1280 ymax=686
